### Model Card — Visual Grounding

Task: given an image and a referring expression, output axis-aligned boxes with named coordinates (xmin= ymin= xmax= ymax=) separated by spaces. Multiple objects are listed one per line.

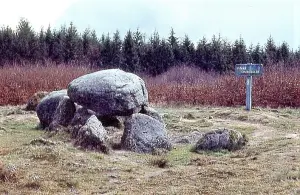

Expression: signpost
xmin=235 ymin=63 xmax=263 ymax=111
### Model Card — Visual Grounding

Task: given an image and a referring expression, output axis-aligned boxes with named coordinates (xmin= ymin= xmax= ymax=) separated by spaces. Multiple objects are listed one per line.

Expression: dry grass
xmin=1 ymin=105 xmax=300 ymax=194
xmin=0 ymin=162 xmax=18 ymax=183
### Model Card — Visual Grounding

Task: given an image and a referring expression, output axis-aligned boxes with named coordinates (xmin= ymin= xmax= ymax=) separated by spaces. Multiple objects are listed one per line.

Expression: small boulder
xmin=49 ymin=96 xmax=76 ymax=130
xmin=69 ymin=105 xmax=96 ymax=137
xmin=140 ymin=106 xmax=164 ymax=123
xmin=76 ymin=115 xmax=109 ymax=153
xmin=36 ymin=90 xmax=67 ymax=129
xmin=25 ymin=91 xmax=49 ymax=111
xmin=67 ymin=69 xmax=148 ymax=117
xmin=70 ymin=105 xmax=96 ymax=127
xmin=192 ymin=128 xmax=248 ymax=152
xmin=121 ymin=113 xmax=172 ymax=153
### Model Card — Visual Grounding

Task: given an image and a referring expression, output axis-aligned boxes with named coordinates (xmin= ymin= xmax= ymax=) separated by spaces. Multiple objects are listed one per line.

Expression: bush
xmin=1 ymin=64 xmax=299 ymax=108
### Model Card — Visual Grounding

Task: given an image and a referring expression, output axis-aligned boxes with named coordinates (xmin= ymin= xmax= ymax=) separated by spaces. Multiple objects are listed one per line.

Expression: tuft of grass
xmin=229 ymin=125 xmax=256 ymax=135
xmin=237 ymin=115 xmax=249 ymax=121
xmin=24 ymin=181 xmax=41 ymax=190
xmin=183 ymin=113 xmax=196 ymax=120
xmin=30 ymin=138 xmax=56 ymax=146
xmin=30 ymin=147 xmax=60 ymax=162
xmin=191 ymin=149 xmax=231 ymax=157
xmin=0 ymin=163 xmax=18 ymax=182
xmin=148 ymin=156 xmax=170 ymax=168
xmin=197 ymin=119 xmax=214 ymax=127
xmin=275 ymin=169 xmax=300 ymax=181
xmin=56 ymin=178 xmax=79 ymax=188
xmin=167 ymin=145 xmax=195 ymax=166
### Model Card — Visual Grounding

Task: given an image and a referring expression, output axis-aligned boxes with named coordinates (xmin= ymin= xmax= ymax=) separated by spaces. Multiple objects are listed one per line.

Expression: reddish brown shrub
xmin=0 ymin=64 xmax=93 ymax=106
xmin=145 ymin=65 xmax=300 ymax=108
xmin=0 ymin=64 xmax=299 ymax=108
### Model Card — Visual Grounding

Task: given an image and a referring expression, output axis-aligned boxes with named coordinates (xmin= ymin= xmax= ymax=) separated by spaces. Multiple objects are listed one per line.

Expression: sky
xmin=0 ymin=0 xmax=299 ymax=49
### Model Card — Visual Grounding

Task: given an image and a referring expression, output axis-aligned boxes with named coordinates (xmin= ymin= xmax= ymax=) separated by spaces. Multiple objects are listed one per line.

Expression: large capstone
xmin=121 ymin=113 xmax=172 ymax=153
xmin=36 ymin=90 xmax=67 ymax=129
xmin=67 ymin=69 xmax=148 ymax=117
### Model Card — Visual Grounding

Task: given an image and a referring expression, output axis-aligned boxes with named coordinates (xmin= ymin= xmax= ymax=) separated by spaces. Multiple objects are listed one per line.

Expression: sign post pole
xmin=246 ymin=76 xmax=252 ymax=111
xmin=235 ymin=63 xmax=263 ymax=111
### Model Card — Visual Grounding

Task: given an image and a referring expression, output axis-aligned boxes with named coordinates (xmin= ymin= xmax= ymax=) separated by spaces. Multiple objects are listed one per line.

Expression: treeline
xmin=1 ymin=18 xmax=300 ymax=75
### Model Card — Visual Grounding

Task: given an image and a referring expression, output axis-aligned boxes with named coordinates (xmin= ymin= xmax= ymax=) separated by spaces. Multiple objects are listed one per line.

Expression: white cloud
xmin=0 ymin=0 xmax=78 ymax=30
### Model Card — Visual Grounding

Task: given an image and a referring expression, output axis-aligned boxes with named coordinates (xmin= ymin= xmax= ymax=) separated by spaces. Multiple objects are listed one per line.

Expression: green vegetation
xmin=1 ymin=18 xmax=300 ymax=75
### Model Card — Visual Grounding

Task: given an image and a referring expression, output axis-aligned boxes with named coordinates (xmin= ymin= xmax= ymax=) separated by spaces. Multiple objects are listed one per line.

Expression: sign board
xmin=235 ymin=63 xmax=263 ymax=111
xmin=235 ymin=64 xmax=263 ymax=76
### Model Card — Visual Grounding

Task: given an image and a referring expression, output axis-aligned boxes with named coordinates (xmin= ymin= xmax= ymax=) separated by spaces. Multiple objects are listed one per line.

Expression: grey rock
xmin=121 ymin=113 xmax=172 ymax=153
xmin=69 ymin=105 xmax=96 ymax=137
xmin=70 ymin=105 xmax=96 ymax=126
xmin=36 ymin=90 xmax=67 ymax=129
xmin=193 ymin=128 xmax=248 ymax=152
xmin=67 ymin=69 xmax=148 ymax=117
xmin=49 ymin=96 xmax=76 ymax=130
xmin=76 ymin=115 xmax=109 ymax=153
xmin=140 ymin=106 xmax=164 ymax=123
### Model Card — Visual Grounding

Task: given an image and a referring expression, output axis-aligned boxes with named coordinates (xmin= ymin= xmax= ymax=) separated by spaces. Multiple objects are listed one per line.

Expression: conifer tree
xmin=45 ymin=25 xmax=53 ymax=60
xmin=52 ymin=29 xmax=65 ymax=63
xmin=265 ymin=36 xmax=277 ymax=64
xmin=180 ymin=34 xmax=195 ymax=64
xmin=133 ymin=28 xmax=146 ymax=70
xmin=209 ymin=34 xmax=222 ymax=71
xmin=194 ymin=37 xmax=210 ymax=70
xmin=279 ymin=41 xmax=290 ymax=63
xmin=122 ymin=30 xmax=139 ymax=72
xmin=111 ymin=30 xmax=123 ymax=67
xmin=295 ymin=47 xmax=300 ymax=61
xmin=157 ymin=39 xmax=174 ymax=72
xmin=0 ymin=26 xmax=16 ymax=64
xmin=64 ymin=22 xmax=81 ymax=63
xmin=251 ymin=43 xmax=264 ymax=63
xmin=221 ymin=39 xmax=233 ymax=70
xmin=99 ymin=33 xmax=112 ymax=67
xmin=38 ymin=28 xmax=47 ymax=63
xmin=232 ymin=37 xmax=247 ymax=65
xmin=16 ymin=18 xmax=38 ymax=62
xmin=168 ymin=28 xmax=180 ymax=63
xmin=89 ymin=30 xmax=101 ymax=66
xmin=82 ymin=28 xmax=91 ymax=58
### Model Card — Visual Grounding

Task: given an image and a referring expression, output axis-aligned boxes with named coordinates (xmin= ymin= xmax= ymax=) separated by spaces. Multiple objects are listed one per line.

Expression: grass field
xmin=1 ymin=105 xmax=300 ymax=194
